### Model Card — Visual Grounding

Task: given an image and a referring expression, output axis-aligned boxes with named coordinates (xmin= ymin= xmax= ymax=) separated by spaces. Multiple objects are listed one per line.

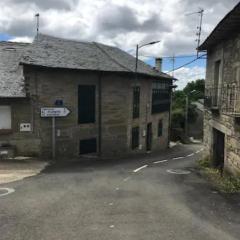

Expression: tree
xmin=183 ymin=79 xmax=205 ymax=101
xmin=171 ymin=79 xmax=205 ymax=134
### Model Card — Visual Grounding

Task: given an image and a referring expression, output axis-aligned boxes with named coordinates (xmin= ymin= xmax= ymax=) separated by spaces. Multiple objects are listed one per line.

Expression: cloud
xmin=8 ymin=0 xmax=76 ymax=10
xmin=96 ymin=5 xmax=170 ymax=38
xmin=9 ymin=36 xmax=33 ymax=43
xmin=0 ymin=0 xmax=239 ymax=88
xmin=174 ymin=66 xmax=206 ymax=89
xmin=0 ymin=0 xmax=238 ymax=57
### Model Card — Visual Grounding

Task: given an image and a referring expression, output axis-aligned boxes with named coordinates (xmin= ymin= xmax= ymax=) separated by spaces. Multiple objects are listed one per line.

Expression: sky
xmin=0 ymin=0 xmax=239 ymax=89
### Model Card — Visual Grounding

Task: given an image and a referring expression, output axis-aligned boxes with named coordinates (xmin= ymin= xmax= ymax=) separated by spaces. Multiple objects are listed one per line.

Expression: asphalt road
xmin=0 ymin=144 xmax=240 ymax=240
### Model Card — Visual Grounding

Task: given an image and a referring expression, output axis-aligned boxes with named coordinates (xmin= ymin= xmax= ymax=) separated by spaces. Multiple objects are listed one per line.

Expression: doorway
xmin=146 ymin=123 xmax=152 ymax=152
xmin=212 ymin=128 xmax=225 ymax=168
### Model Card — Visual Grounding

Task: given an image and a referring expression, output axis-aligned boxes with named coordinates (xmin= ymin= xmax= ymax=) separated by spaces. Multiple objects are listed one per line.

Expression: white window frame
xmin=0 ymin=105 xmax=12 ymax=130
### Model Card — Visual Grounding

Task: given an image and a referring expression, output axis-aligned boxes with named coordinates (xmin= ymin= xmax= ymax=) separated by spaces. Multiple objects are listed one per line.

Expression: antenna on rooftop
xmin=186 ymin=8 xmax=204 ymax=57
xmin=35 ymin=13 xmax=40 ymax=39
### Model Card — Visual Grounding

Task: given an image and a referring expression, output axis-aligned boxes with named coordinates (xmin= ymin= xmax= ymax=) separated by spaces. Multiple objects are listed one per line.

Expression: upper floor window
xmin=133 ymin=86 xmax=140 ymax=119
xmin=152 ymin=80 xmax=170 ymax=114
xmin=78 ymin=85 xmax=96 ymax=124
xmin=213 ymin=60 xmax=221 ymax=107
xmin=0 ymin=106 xmax=11 ymax=130
xmin=214 ymin=60 xmax=221 ymax=88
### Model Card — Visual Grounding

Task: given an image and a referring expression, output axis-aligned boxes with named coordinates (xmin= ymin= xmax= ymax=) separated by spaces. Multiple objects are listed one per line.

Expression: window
xmin=152 ymin=80 xmax=170 ymax=114
xmin=0 ymin=106 xmax=11 ymax=130
xmin=80 ymin=138 xmax=97 ymax=154
xmin=78 ymin=85 xmax=96 ymax=124
xmin=213 ymin=60 xmax=221 ymax=106
xmin=133 ymin=86 xmax=140 ymax=118
xmin=131 ymin=127 xmax=139 ymax=149
xmin=158 ymin=120 xmax=163 ymax=137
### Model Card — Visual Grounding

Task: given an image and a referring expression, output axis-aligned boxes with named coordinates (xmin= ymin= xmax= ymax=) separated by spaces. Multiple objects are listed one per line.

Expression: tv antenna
xmin=35 ymin=13 xmax=40 ymax=39
xmin=186 ymin=8 xmax=204 ymax=57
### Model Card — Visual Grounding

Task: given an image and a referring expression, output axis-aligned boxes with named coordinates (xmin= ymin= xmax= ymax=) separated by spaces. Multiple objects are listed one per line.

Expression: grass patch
xmin=198 ymin=157 xmax=240 ymax=193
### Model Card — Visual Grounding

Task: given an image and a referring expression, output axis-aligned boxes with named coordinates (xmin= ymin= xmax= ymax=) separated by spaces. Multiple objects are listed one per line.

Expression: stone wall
xmin=204 ymin=32 xmax=240 ymax=175
xmin=0 ymin=98 xmax=41 ymax=156
xmin=18 ymin=66 xmax=170 ymax=159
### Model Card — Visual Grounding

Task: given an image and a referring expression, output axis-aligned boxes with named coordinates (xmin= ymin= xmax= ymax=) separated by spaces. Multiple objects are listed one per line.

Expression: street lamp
xmin=135 ymin=41 xmax=161 ymax=73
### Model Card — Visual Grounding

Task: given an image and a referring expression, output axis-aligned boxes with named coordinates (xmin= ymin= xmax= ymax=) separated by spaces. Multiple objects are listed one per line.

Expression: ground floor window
xmin=80 ymin=138 xmax=97 ymax=154
xmin=131 ymin=127 xmax=139 ymax=150
xmin=0 ymin=106 xmax=11 ymax=130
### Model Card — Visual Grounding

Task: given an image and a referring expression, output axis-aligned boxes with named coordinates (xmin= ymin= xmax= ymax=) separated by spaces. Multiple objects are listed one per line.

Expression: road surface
xmin=0 ymin=144 xmax=239 ymax=240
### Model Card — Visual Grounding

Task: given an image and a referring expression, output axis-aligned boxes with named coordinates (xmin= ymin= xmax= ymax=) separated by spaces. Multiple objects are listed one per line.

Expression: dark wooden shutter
xmin=133 ymin=87 xmax=140 ymax=118
xmin=131 ymin=127 xmax=139 ymax=149
xmin=80 ymin=138 xmax=97 ymax=154
xmin=158 ymin=120 xmax=163 ymax=137
xmin=78 ymin=85 xmax=96 ymax=124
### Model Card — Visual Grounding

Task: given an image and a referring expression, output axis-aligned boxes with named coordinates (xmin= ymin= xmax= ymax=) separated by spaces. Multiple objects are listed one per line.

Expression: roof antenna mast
xmin=35 ymin=13 xmax=40 ymax=39
xmin=186 ymin=8 xmax=204 ymax=57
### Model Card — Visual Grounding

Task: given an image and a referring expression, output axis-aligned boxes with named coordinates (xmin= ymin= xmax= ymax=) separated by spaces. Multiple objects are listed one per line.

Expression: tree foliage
xmin=171 ymin=79 xmax=205 ymax=129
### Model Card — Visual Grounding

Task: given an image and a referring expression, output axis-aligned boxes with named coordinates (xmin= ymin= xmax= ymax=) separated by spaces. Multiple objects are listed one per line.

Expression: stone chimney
xmin=155 ymin=58 xmax=162 ymax=72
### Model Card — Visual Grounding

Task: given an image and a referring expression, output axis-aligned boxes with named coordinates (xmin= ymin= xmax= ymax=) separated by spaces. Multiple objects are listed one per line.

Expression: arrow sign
xmin=41 ymin=107 xmax=70 ymax=117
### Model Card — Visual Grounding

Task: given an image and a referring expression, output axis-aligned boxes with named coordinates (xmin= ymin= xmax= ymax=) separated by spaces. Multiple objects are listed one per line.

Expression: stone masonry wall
xmin=204 ymin=32 xmax=240 ymax=175
xmin=23 ymin=67 xmax=170 ymax=159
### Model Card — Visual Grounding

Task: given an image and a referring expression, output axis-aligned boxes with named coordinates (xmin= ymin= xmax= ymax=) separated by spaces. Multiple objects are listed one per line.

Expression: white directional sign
xmin=41 ymin=107 xmax=70 ymax=117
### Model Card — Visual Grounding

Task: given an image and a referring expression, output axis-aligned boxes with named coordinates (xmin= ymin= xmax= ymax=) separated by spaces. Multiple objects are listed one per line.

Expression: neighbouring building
xmin=0 ymin=34 xmax=173 ymax=160
xmin=199 ymin=3 xmax=240 ymax=175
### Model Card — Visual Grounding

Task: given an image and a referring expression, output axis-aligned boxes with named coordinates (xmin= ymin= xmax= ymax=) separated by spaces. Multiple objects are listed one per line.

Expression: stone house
xmin=0 ymin=34 xmax=173 ymax=159
xmin=199 ymin=2 xmax=240 ymax=175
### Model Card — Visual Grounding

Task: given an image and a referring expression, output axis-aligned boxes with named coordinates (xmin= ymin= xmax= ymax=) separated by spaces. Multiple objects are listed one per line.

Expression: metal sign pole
xmin=52 ymin=117 xmax=56 ymax=160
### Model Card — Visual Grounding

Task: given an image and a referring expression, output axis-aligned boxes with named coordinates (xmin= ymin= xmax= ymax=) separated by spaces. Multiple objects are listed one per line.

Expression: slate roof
xmin=21 ymin=34 xmax=172 ymax=79
xmin=199 ymin=2 xmax=240 ymax=50
xmin=0 ymin=42 xmax=29 ymax=97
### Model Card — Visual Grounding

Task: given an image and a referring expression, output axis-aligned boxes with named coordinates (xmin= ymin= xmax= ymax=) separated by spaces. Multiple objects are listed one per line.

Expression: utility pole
xmin=186 ymin=8 xmax=204 ymax=57
xmin=185 ymin=95 xmax=189 ymax=137
xmin=35 ymin=13 xmax=40 ymax=39
xmin=196 ymin=8 xmax=204 ymax=57
xmin=171 ymin=54 xmax=175 ymax=78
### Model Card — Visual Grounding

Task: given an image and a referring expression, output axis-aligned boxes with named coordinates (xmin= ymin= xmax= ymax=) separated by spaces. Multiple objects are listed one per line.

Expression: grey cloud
xmin=1 ymin=17 xmax=48 ymax=37
xmin=181 ymin=0 xmax=239 ymax=9
xmin=8 ymin=0 xmax=76 ymax=10
xmin=162 ymin=36 xmax=196 ymax=55
xmin=141 ymin=14 xmax=170 ymax=32
xmin=96 ymin=5 xmax=170 ymax=37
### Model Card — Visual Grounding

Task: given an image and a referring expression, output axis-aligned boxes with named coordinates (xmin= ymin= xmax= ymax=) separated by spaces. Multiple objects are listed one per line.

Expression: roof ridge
xmin=36 ymin=33 xmax=94 ymax=45
xmin=93 ymin=42 xmax=133 ymax=73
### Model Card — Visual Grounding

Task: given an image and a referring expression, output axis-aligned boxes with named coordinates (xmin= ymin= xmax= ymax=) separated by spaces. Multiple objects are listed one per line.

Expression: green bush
xmin=198 ymin=158 xmax=240 ymax=193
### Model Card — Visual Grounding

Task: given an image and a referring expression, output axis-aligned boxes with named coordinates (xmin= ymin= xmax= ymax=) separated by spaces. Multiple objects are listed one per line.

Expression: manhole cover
xmin=166 ymin=169 xmax=191 ymax=175
xmin=0 ymin=188 xmax=15 ymax=197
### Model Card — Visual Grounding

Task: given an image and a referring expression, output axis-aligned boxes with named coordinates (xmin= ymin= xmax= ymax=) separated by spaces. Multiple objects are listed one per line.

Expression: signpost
xmin=41 ymin=107 xmax=70 ymax=117
xmin=40 ymin=107 xmax=70 ymax=159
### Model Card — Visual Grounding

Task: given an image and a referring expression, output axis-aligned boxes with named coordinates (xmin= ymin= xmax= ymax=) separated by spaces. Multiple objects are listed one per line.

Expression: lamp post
xmin=135 ymin=41 xmax=161 ymax=73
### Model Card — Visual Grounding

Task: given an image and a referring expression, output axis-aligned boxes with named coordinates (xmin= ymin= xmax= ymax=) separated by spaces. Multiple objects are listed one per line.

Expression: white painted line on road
xmin=115 ymin=187 xmax=120 ymax=191
xmin=186 ymin=153 xmax=194 ymax=157
xmin=109 ymin=202 xmax=114 ymax=206
xmin=0 ymin=188 xmax=15 ymax=197
xmin=167 ymin=169 xmax=191 ymax=175
xmin=133 ymin=165 xmax=148 ymax=173
xmin=153 ymin=160 xmax=168 ymax=164
xmin=123 ymin=177 xmax=131 ymax=182
xmin=173 ymin=156 xmax=184 ymax=160
xmin=109 ymin=225 xmax=115 ymax=228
